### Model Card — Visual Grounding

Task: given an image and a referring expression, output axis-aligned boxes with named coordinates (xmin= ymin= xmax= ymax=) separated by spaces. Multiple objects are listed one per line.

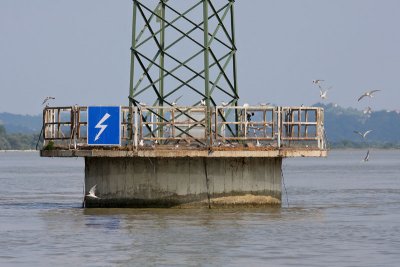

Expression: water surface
xmin=0 ymin=150 xmax=399 ymax=266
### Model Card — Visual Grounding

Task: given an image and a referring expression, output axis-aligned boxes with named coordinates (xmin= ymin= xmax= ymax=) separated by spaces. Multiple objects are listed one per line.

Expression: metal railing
xmin=139 ymin=106 xmax=207 ymax=145
xmin=42 ymin=105 xmax=326 ymax=150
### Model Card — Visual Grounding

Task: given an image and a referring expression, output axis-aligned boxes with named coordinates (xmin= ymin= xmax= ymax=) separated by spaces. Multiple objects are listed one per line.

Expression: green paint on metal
xmin=129 ymin=0 xmax=240 ymax=143
xmin=203 ymin=0 xmax=211 ymax=145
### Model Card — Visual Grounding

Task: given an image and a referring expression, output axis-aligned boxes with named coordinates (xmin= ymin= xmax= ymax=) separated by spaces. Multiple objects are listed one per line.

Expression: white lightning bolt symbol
xmin=95 ymin=113 xmax=111 ymax=141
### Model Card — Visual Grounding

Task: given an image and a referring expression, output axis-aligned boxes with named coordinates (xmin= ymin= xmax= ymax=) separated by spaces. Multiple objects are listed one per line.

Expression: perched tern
xmin=260 ymin=102 xmax=271 ymax=106
xmin=256 ymin=139 xmax=262 ymax=147
xmin=139 ymin=139 xmax=144 ymax=147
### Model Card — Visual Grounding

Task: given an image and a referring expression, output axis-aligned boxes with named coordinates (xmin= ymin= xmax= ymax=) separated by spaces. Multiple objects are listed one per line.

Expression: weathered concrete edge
xmin=41 ymin=149 xmax=327 ymax=158
xmin=84 ymin=193 xmax=282 ymax=208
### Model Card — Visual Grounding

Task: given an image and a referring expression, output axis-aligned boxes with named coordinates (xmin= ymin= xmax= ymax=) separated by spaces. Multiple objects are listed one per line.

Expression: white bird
xmin=256 ymin=139 xmax=262 ymax=147
xmin=254 ymin=133 xmax=262 ymax=147
xmin=200 ymin=99 xmax=206 ymax=106
xmin=243 ymin=103 xmax=249 ymax=108
xmin=319 ymin=85 xmax=332 ymax=100
xmin=320 ymin=90 xmax=328 ymax=100
xmin=353 ymin=130 xmax=373 ymax=139
xmin=86 ymin=185 xmax=99 ymax=199
xmin=363 ymin=150 xmax=370 ymax=162
xmin=139 ymin=139 xmax=144 ymax=147
xmin=172 ymin=95 xmax=183 ymax=106
xmin=221 ymin=101 xmax=229 ymax=107
xmin=363 ymin=106 xmax=372 ymax=115
xmin=358 ymin=90 xmax=381 ymax=102
xmin=312 ymin=79 xmax=324 ymax=85
xmin=42 ymin=96 xmax=55 ymax=105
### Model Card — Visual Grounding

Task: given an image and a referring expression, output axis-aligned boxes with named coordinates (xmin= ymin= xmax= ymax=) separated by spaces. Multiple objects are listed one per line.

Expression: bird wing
xmin=370 ymin=90 xmax=381 ymax=95
xmin=364 ymin=150 xmax=370 ymax=161
xmin=364 ymin=107 xmax=372 ymax=113
xmin=174 ymin=95 xmax=183 ymax=103
xmin=363 ymin=130 xmax=373 ymax=138
xmin=358 ymin=94 xmax=367 ymax=102
xmin=89 ymin=185 xmax=97 ymax=195
xmin=353 ymin=131 xmax=363 ymax=137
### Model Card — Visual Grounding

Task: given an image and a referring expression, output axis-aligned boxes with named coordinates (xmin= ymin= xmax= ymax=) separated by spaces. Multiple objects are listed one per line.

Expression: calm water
xmin=0 ymin=150 xmax=399 ymax=267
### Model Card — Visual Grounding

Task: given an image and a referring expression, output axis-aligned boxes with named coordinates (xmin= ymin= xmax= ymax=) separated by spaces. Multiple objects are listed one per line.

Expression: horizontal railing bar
xmin=217 ymin=122 xmax=273 ymax=125
xmin=281 ymin=138 xmax=319 ymax=140
xmin=142 ymin=138 xmax=207 ymax=141
xmin=142 ymin=122 xmax=206 ymax=126
xmin=44 ymin=122 xmax=73 ymax=125
xmin=217 ymin=138 xmax=275 ymax=141
xmin=44 ymin=138 xmax=71 ymax=140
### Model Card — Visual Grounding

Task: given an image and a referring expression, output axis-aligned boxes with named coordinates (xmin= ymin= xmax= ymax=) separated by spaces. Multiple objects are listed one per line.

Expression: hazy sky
xmin=1 ymin=0 xmax=399 ymax=115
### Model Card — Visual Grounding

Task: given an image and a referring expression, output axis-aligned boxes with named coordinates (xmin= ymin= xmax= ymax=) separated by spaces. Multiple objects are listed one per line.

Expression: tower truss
xmin=128 ymin=0 xmax=239 ymax=143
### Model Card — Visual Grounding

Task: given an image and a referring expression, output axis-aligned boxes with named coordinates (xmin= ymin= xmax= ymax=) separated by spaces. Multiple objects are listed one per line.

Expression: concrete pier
xmin=84 ymin=156 xmax=282 ymax=208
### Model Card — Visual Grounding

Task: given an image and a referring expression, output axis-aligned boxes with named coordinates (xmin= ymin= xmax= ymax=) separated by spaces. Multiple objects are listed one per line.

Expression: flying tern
xmin=172 ymin=95 xmax=183 ymax=106
xmin=86 ymin=185 xmax=99 ymax=199
xmin=42 ymin=96 xmax=55 ymax=106
xmin=353 ymin=130 xmax=373 ymax=140
xmin=358 ymin=90 xmax=381 ymax=102
xmin=363 ymin=106 xmax=372 ymax=115
xmin=221 ymin=101 xmax=229 ymax=107
xmin=319 ymin=85 xmax=332 ymax=100
xmin=312 ymin=79 xmax=325 ymax=85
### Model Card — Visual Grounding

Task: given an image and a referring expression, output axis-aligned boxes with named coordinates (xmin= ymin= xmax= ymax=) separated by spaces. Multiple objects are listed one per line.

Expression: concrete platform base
xmin=84 ymin=157 xmax=282 ymax=208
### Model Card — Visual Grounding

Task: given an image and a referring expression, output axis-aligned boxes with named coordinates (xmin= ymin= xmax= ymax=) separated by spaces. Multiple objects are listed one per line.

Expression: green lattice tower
xmin=128 ymin=0 xmax=239 ymax=143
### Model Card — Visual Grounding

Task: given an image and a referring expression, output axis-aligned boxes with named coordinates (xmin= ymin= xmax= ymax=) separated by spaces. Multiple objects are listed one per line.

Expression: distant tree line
xmin=316 ymin=103 xmax=400 ymax=149
xmin=0 ymin=125 xmax=38 ymax=150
